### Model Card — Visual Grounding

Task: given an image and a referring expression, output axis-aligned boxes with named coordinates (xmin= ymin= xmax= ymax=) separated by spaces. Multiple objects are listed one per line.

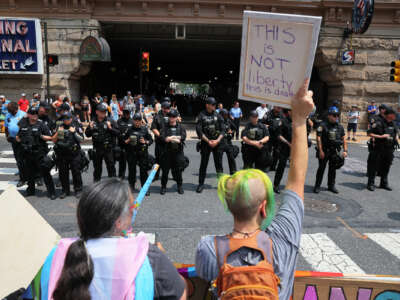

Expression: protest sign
xmin=238 ymin=11 xmax=321 ymax=108
xmin=0 ymin=186 xmax=60 ymax=298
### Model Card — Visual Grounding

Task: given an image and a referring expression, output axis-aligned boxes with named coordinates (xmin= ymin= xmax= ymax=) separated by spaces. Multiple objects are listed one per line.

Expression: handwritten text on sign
xmin=242 ymin=18 xmax=313 ymax=105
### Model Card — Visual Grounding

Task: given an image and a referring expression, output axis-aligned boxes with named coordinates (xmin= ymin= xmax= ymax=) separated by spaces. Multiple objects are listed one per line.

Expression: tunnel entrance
xmin=80 ymin=22 xmax=330 ymax=116
xmin=80 ymin=23 xmax=242 ymax=114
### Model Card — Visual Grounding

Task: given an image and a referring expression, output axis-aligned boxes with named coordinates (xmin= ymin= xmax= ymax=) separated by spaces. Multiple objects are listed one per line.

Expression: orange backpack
xmin=215 ymin=231 xmax=280 ymax=300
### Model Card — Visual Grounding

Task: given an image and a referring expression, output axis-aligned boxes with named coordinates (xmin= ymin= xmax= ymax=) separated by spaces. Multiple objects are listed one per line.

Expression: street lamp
xmin=229 ymin=70 xmax=233 ymax=74
xmin=157 ymin=66 xmax=161 ymax=71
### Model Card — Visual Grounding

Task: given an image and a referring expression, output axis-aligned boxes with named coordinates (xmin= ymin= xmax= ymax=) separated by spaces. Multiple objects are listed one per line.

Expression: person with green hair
xmin=195 ymin=80 xmax=314 ymax=300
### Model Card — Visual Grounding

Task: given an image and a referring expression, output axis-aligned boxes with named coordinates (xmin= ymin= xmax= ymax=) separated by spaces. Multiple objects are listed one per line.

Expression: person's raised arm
xmin=285 ymin=80 xmax=314 ymax=200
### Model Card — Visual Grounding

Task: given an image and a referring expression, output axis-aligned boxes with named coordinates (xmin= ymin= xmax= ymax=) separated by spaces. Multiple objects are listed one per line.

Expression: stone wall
xmin=317 ymin=27 xmax=400 ymax=128
xmin=0 ymin=19 xmax=100 ymax=102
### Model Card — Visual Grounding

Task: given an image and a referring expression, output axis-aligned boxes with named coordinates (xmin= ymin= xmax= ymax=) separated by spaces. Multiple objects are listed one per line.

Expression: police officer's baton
xmin=131 ymin=164 xmax=160 ymax=225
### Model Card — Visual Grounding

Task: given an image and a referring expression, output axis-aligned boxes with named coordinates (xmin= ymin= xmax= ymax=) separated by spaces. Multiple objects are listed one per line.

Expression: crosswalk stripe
xmin=0 ymin=157 xmax=16 ymax=163
xmin=0 ymin=150 xmax=14 ymax=156
xmin=366 ymin=233 xmax=400 ymax=260
xmin=0 ymin=181 xmax=26 ymax=190
xmin=300 ymin=233 xmax=365 ymax=274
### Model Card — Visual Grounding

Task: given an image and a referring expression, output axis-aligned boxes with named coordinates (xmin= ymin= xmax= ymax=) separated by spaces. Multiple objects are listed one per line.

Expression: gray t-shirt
xmin=195 ymin=189 xmax=304 ymax=300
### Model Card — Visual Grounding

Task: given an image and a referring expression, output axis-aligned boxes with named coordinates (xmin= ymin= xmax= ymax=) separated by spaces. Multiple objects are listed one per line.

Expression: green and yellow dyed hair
xmin=217 ymin=169 xmax=275 ymax=230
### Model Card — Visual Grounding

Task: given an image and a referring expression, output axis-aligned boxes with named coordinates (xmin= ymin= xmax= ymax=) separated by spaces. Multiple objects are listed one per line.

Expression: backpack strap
xmin=214 ymin=235 xmax=230 ymax=270
xmin=215 ymin=231 xmax=273 ymax=267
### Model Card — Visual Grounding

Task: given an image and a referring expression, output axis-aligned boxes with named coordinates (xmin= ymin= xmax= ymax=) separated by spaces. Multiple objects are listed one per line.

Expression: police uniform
xmin=159 ymin=109 xmax=187 ymax=195
xmin=262 ymin=109 xmax=282 ymax=171
xmin=273 ymin=112 xmax=292 ymax=193
xmin=53 ymin=112 xmax=84 ymax=198
xmin=124 ymin=113 xmax=153 ymax=191
xmin=117 ymin=111 xmax=134 ymax=179
xmin=367 ymin=110 xmax=398 ymax=191
xmin=17 ymin=107 xmax=56 ymax=199
xmin=314 ymin=115 xmax=346 ymax=194
xmin=195 ymin=97 xmax=226 ymax=193
xmin=219 ymin=109 xmax=237 ymax=175
xmin=150 ymin=101 xmax=170 ymax=179
xmin=241 ymin=117 xmax=270 ymax=171
xmin=85 ymin=104 xmax=119 ymax=182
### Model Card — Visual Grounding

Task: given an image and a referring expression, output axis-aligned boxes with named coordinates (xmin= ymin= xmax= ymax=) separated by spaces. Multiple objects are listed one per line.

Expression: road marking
xmin=0 ymin=150 xmax=14 ymax=156
xmin=0 ymin=168 xmax=19 ymax=175
xmin=366 ymin=233 xmax=400 ymax=260
xmin=0 ymin=181 xmax=26 ymax=190
xmin=0 ymin=157 xmax=16 ymax=163
xmin=300 ymin=233 xmax=365 ymax=274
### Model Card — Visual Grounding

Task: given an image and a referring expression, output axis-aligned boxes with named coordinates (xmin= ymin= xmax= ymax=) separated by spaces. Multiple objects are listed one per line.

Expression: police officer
xmin=196 ymin=97 xmax=225 ymax=193
xmin=273 ymin=108 xmax=292 ymax=194
xmin=151 ymin=100 xmax=170 ymax=180
xmin=124 ymin=113 xmax=153 ymax=194
xmin=117 ymin=108 xmax=134 ymax=179
xmin=241 ymin=110 xmax=270 ymax=171
xmin=262 ymin=106 xmax=283 ymax=171
xmin=366 ymin=107 xmax=398 ymax=191
xmin=52 ymin=111 xmax=84 ymax=198
xmin=16 ymin=106 xmax=56 ymax=199
xmin=219 ymin=109 xmax=237 ymax=175
xmin=85 ymin=103 xmax=119 ymax=182
xmin=160 ymin=109 xmax=187 ymax=195
xmin=313 ymin=107 xmax=347 ymax=194
xmin=38 ymin=102 xmax=56 ymax=134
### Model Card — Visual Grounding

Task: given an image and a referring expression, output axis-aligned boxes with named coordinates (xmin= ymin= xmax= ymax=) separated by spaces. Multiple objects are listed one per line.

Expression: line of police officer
xmin=14 ymin=98 xmax=398 ymax=199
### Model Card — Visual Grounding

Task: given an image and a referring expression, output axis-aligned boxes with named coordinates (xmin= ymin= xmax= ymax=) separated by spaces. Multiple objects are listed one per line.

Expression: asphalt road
xmin=1 ymin=135 xmax=399 ymax=275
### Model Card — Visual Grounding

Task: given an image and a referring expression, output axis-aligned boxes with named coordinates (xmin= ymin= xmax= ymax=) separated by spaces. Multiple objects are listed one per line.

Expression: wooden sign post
xmin=238 ymin=11 xmax=322 ymax=108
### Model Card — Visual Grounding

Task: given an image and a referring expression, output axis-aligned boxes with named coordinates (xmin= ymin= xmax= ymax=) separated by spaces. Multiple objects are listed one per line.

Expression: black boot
xmin=177 ymin=185 xmax=184 ymax=194
xmin=160 ymin=186 xmax=166 ymax=195
xmin=273 ymin=185 xmax=280 ymax=194
xmin=328 ymin=185 xmax=339 ymax=194
xmin=367 ymin=184 xmax=375 ymax=191
xmin=313 ymin=186 xmax=320 ymax=193
xmin=196 ymin=184 xmax=204 ymax=193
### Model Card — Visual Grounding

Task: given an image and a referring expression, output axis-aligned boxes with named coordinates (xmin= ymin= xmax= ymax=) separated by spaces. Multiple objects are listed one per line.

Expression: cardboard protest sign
xmin=0 ymin=186 xmax=60 ymax=298
xmin=238 ymin=11 xmax=321 ymax=108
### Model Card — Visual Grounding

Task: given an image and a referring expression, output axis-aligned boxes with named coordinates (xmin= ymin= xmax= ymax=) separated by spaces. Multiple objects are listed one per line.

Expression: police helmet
xmin=384 ymin=106 xmax=396 ymax=115
xmin=379 ymin=104 xmax=389 ymax=111
xmin=162 ymin=97 xmax=171 ymax=103
xmin=206 ymin=97 xmax=217 ymax=105
xmin=328 ymin=106 xmax=340 ymax=116
xmin=58 ymin=103 xmax=70 ymax=112
xmin=249 ymin=110 xmax=258 ymax=118
xmin=161 ymin=101 xmax=171 ymax=109
xmin=96 ymin=103 xmax=108 ymax=112
xmin=27 ymin=106 xmax=38 ymax=115
xmin=133 ymin=113 xmax=142 ymax=121
xmin=168 ymin=109 xmax=179 ymax=118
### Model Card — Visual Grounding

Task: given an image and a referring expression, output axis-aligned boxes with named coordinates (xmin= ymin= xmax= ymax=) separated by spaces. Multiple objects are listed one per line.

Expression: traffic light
xmin=47 ymin=54 xmax=58 ymax=66
xmin=141 ymin=52 xmax=149 ymax=72
xmin=390 ymin=60 xmax=400 ymax=82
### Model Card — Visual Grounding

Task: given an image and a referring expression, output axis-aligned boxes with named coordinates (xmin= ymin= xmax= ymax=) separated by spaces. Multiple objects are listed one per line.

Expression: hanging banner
xmin=0 ymin=17 xmax=43 ymax=74
xmin=238 ymin=11 xmax=321 ymax=108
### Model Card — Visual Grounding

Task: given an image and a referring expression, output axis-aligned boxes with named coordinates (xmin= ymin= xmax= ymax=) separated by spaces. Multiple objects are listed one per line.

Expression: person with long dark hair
xmin=20 ymin=179 xmax=186 ymax=300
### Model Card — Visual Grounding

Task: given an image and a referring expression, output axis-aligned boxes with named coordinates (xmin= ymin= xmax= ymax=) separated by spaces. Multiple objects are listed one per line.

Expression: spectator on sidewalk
xmin=347 ymin=105 xmax=360 ymax=141
xmin=256 ymin=103 xmax=269 ymax=121
xmin=31 ymin=93 xmax=41 ymax=108
xmin=0 ymin=95 xmax=10 ymax=118
xmin=18 ymin=93 xmax=29 ymax=112
xmin=367 ymin=100 xmax=377 ymax=124
xmin=230 ymin=101 xmax=242 ymax=139
xmin=4 ymin=102 xmax=26 ymax=187
xmin=195 ymin=80 xmax=314 ymax=300
xmin=216 ymin=103 xmax=223 ymax=114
